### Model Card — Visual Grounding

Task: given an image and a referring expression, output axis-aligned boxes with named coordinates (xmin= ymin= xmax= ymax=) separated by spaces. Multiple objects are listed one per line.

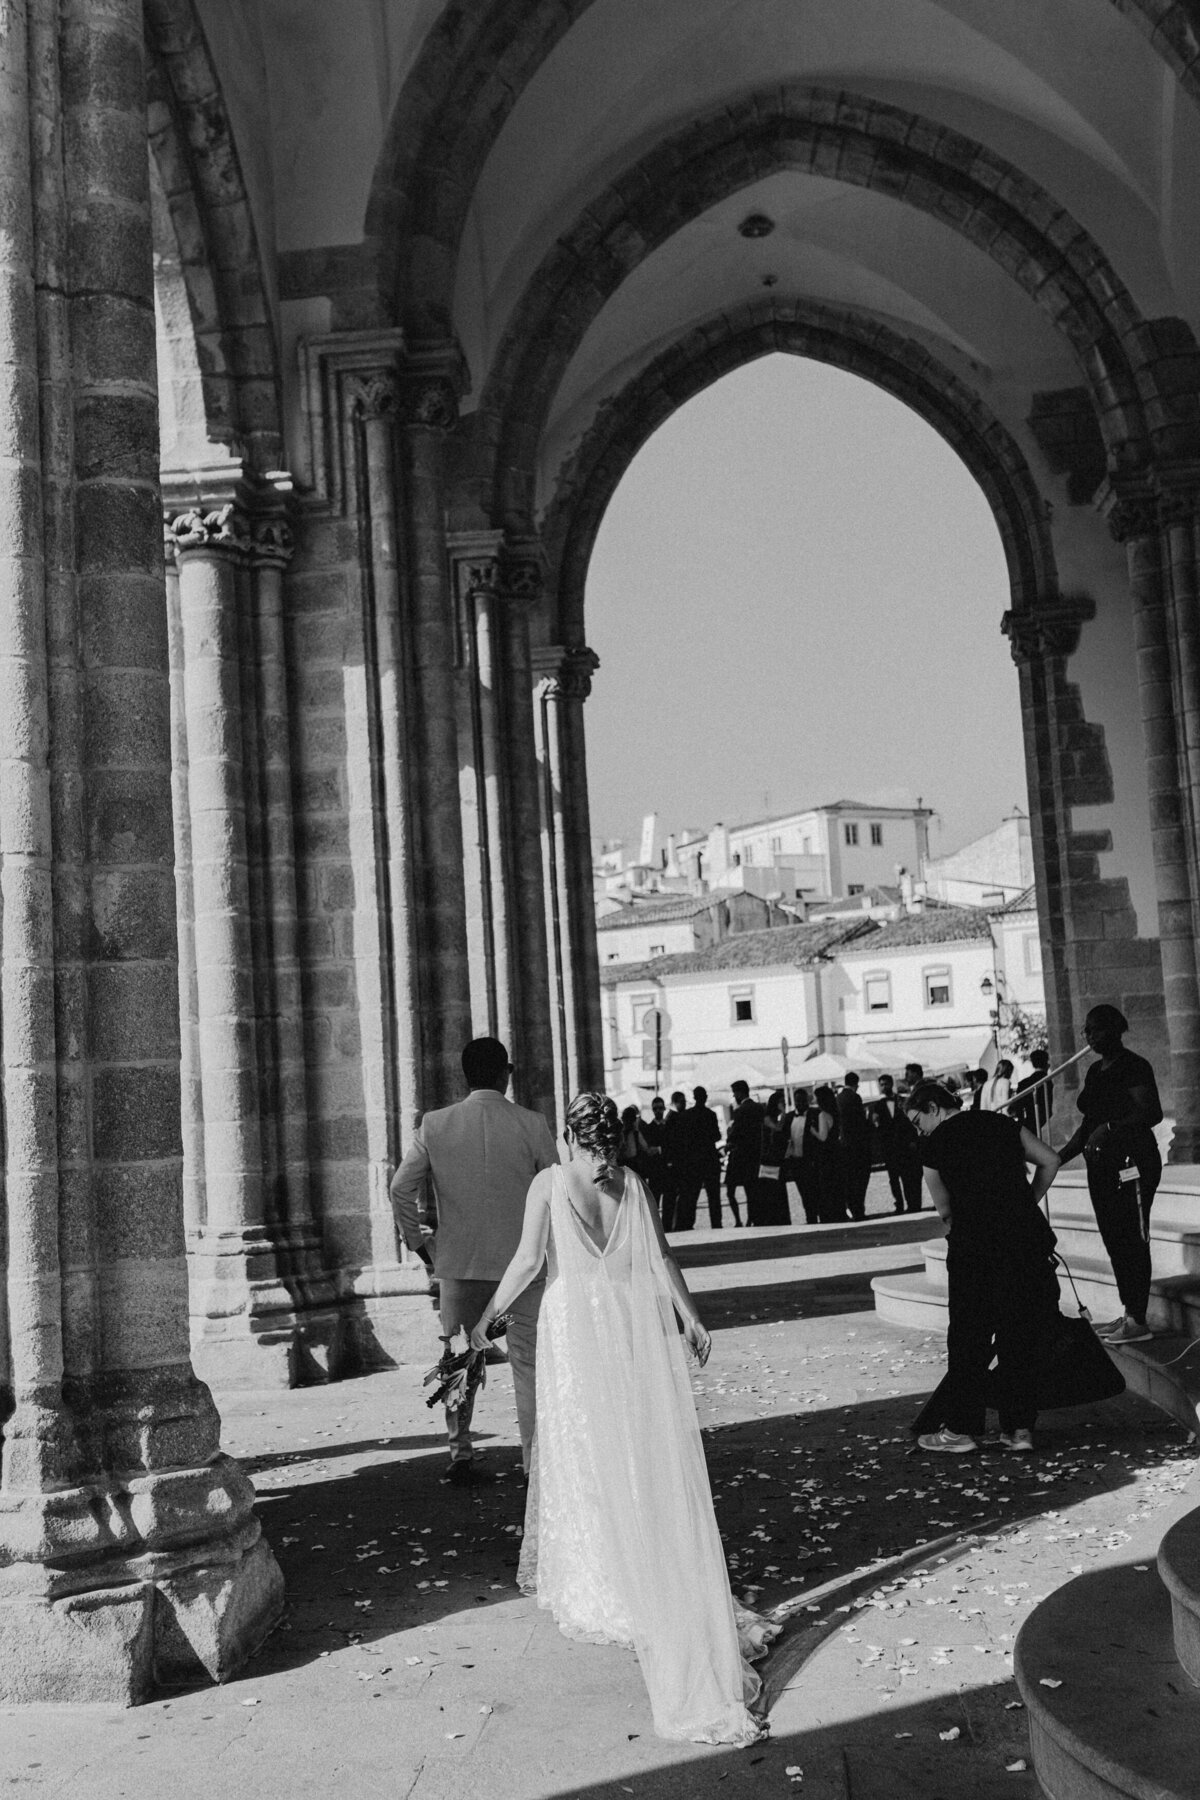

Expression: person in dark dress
xmin=869 ymin=1074 xmax=923 ymax=1212
xmin=908 ymin=1080 xmax=1061 ymax=1453
xmin=811 ymin=1084 xmax=848 ymax=1222
xmin=659 ymin=1090 xmax=689 ymax=1231
xmin=1058 ymin=1005 xmax=1164 ymax=1344
xmin=642 ymin=1094 xmax=668 ymax=1213
xmin=756 ymin=1089 xmax=792 ymax=1226
xmin=836 ymin=1072 xmax=873 ymax=1220
xmin=675 ymin=1086 xmax=723 ymax=1230
xmin=723 ymin=1080 xmax=762 ymax=1226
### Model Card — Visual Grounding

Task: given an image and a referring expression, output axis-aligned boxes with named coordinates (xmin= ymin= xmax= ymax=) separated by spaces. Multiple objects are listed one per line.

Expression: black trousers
xmin=942 ymin=1250 xmax=1043 ymax=1436
xmin=792 ymin=1160 xmax=821 ymax=1224
xmin=886 ymin=1151 xmax=923 ymax=1212
xmin=676 ymin=1165 xmax=722 ymax=1229
xmin=1086 ymin=1137 xmax=1161 ymax=1321
xmin=844 ymin=1148 xmax=872 ymax=1220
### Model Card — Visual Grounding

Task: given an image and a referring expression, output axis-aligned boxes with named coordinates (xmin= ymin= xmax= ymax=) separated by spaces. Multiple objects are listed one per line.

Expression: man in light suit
xmin=391 ymin=1036 xmax=559 ymax=1486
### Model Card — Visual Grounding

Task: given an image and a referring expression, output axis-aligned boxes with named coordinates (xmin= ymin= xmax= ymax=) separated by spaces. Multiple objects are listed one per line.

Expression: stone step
xmin=1015 ymin=1559 xmax=1200 ymax=1800
xmin=1159 ymin=1502 xmax=1200 ymax=1688
xmin=867 ymin=1267 xmax=947 ymax=1332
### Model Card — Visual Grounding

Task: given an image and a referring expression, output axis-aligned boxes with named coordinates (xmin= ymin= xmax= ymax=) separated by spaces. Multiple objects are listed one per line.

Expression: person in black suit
xmin=870 ymin=1073 xmax=923 ymax=1212
xmin=1013 ymin=1048 xmax=1053 ymax=1136
xmin=837 ymin=1072 xmax=873 ymax=1220
xmin=723 ymin=1079 xmax=763 ymax=1226
xmin=675 ymin=1086 xmax=723 ymax=1229
xmin=659 ymin=1090 xmax=689 ymax=1231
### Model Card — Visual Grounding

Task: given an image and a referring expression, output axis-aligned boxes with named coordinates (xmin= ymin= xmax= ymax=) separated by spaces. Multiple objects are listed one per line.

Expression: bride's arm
xmin=643 ymin=1184 xmax=712 ymax=1366
xmin=468 ymin=1170 xmax=553 ymax=1351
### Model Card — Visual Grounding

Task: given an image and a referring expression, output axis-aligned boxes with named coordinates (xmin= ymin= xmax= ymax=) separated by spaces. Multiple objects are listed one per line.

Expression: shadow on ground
xmin=240 ymin=1380 xmax=1176 ymax=1687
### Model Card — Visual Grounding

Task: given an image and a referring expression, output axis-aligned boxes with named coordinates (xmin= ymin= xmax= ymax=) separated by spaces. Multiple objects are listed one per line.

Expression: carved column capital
xmin=250 ymin=515 xmax=296 ymax=568
xmin=165 ymin=502 xmax=252 ymax=563
xmin=1097 ymin=476 xmax=1159 ymax=544
xmin=500 ymin=539 xmax=546 ymax=606
xmin=346 ymin=370 xmax=400 ymax=421
xmin=399 ymin=342 xmax=469 ymax=433
xmin=534 ymin=644 xmax=600 ymax=701
xmin=1001 ymin=594 xmax=1095 ymax=664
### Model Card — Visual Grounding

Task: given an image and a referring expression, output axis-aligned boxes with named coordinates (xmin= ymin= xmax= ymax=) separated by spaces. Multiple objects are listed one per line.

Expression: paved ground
xmin=2 ymin=1199 xmax=1195 ymax=1799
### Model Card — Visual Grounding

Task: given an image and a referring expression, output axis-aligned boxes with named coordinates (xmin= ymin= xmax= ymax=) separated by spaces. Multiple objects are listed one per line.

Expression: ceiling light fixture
xmin=738 ymin=213 xmax=775 ymax=238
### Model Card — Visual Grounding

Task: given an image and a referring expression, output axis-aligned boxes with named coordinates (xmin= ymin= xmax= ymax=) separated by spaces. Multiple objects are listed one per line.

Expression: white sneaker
xmin=917 ymin=1427 xmax=979 ymax=1454
xmin=1103 ymin=1317 xmax=1153 ymax=1344
xmin=999 ymin=1429 xmax=1034 ymax=1453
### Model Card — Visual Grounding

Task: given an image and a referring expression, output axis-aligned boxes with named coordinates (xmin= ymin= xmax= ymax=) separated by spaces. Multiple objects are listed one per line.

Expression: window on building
xmin=848 ymin=883 xmax=864 ymax=896
xmin=607 ymin=952 xmax=620 ymax=962
xmin=864 ymin=971 xmax=891 ymax=1012
xmin=1024 ymin=933 xmax=1043 ymax=975
xmin=924 ymin=966 xmax=952 ymax=1007
xmin=730 ymin=987 xmax=755 ymax=1025
xmin=770 ymin=835 xmax=782 ymax=854
xmin=982 ymin=889 xmax=1005 ymax=907
xmin=844 ymin=822 xmax=859 ymax=846
xmin=870 ymin=823 xmax=883 ymax=846
xmin=649 ymin=944 xmax=665 ymax=957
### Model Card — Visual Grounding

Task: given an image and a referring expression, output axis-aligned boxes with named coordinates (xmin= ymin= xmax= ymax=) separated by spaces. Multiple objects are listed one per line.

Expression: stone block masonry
xmin=0 ymin=0 xmax=280 ymax=1701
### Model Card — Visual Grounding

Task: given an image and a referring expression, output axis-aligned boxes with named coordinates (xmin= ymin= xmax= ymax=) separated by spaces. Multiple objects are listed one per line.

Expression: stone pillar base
xmin=189 ymin=1224 xmax=347 ymax=1388
xmin=190 ymin=1307 xmax=349 ymax=1390
xmin=341 ymin=1287 xmax=445 ymax=1370
xmin=0 ymin=1474 xmax=284 ymax=1705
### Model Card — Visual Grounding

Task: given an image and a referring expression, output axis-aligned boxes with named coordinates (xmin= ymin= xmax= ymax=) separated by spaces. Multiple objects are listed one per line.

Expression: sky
xmin=583 ymin=354 xmax=1027 ymax=867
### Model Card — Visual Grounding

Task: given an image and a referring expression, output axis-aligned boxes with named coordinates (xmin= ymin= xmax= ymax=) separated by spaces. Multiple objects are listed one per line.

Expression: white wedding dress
xmin=517 ymin=1166 xmax=779 ymax=1744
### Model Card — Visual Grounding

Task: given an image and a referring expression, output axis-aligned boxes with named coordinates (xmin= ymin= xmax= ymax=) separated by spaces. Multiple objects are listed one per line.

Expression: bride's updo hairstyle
xmin=566 ymin=1091 xmax=623 ymax=1180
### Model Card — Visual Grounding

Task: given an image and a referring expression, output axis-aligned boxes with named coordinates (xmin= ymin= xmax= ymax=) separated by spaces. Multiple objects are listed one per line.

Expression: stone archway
xmin=145 ymin=0 xmax=281 ymax=471
xmin=470 ymin=84 xmax=1182 ymax=532
xmin=367 ymin=0 xmax=1200 ymax=340
xmin=535 ymin=298 xmax=1132 ymax=1110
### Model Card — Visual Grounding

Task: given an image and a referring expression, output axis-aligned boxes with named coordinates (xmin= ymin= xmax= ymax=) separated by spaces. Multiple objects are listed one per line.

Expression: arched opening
xmin=583 ymin=353 xmax=1048 ymax=1129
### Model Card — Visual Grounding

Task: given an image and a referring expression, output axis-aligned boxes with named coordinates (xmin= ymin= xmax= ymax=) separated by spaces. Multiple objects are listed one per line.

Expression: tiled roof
xmin=596 ymin=890 xmax=740 ymax=931
xmin=839 ymin=906 xmax=992 ymax=953
xmin=599 ymin=919 xmax=877 ymax=986
xmin=989 ymin=885 xmax=1037 ymax=915
xmin=811 ymin=885 xmax=901 ymax=914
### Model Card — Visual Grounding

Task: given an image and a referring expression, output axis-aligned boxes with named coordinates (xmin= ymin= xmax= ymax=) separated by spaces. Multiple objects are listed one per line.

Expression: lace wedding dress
xmin=517 ymin=1166 xmax=779 ymax=1744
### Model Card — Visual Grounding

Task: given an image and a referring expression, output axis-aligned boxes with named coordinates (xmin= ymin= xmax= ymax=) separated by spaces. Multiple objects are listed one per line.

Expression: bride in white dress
xmin=470 ymin=1091 xmax=779 ymax=1745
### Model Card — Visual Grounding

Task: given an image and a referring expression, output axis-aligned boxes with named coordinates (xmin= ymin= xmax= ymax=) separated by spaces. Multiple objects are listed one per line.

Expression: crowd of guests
xmin=618 ymin=1061 xmax=963 ymax=1230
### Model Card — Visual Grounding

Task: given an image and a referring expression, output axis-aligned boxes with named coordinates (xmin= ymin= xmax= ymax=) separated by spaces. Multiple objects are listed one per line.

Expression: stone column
xmin=399 ymin=354 xmax=474 ymax=1105
xmin=0 ymin=0 xmax=280 ymax=1701
xmin=449 ymin=532 xmax=509 ymax=1042
xmin=498 ymin=544 xmax=557 ymax=1121
xmin=533 ymin=645 xmax=605 ymax=1122
xmin=1106 ymin=483 xmax=1200 ymax=1160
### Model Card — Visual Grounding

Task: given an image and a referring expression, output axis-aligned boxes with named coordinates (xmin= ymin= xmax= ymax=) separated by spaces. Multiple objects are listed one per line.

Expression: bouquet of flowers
xmin=423 ymin=1315 xmax=509 ymax=1413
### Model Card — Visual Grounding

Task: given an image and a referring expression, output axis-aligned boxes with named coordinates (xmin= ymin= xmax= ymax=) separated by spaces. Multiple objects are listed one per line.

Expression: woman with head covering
xmin=1058 ymin=1004 xmax=1164 ymax=1344
xmin=470 ymin=1091 xmax=779 ymax=1743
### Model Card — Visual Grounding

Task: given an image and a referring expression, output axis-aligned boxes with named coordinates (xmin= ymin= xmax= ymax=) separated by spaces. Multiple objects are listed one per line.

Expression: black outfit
xmin=642 ymin=1116 xmax=667 ymax=1209
xmin=1014 ymin=1072 xmax=1053 ymax=1136
xmin=1076 ymin=1048 xmax=1163 ymax=1322
xmin=724 ymin=1097 xmax=764 ymax=1226
xmin=792 ymin=1112 xmax=822 ymax=1224
xmin=756 ymin=1112 xmax=792 ymax=1225
xmin=870 ymin=1096 xmax=923 ymax=1212
xmin=811 ymin=1106 xmax=848 ymax=1223
xmin=837 ymin=1087 xmax=873 ymax=1220
xmin=659 ymin=1109 xmax=688 ymax=1231
xmin=921 ymin=1109 xmax=1058 ymax=1436
xmin=675 ymin=1102 xmax=722 ymax=1230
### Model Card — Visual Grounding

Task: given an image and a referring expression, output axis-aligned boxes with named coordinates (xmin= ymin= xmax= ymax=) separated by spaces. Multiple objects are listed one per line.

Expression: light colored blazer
xmin=390 ymin=1088 xmax=560 ymax=1281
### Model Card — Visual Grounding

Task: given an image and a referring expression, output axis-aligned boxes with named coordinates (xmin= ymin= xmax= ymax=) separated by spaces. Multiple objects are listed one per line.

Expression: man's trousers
xmin=437 ymin=1276 xmax=542 ymax=1469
